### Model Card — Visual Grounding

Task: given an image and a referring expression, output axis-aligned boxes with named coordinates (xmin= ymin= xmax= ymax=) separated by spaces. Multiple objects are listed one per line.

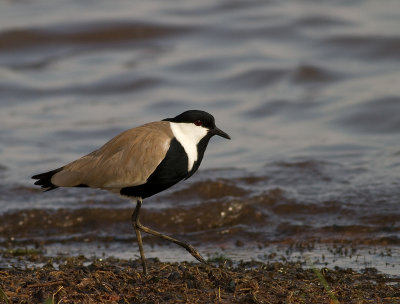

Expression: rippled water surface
xmin=1 ymin=0 xmax=399 ymax=274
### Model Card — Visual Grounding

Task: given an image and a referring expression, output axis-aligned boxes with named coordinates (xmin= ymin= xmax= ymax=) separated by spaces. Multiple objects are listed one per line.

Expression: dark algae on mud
xmin=0 ymin=256 xmax=399 ymax=304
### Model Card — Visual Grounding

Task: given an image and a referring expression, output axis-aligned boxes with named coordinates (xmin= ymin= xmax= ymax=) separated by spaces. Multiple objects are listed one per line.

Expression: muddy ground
xmin=0 ymin=253 xmax=399 ymax=304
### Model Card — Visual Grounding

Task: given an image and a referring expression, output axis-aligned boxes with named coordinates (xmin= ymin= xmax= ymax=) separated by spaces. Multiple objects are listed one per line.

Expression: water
xmin=0 ymin=0 xmax=399 ymax=275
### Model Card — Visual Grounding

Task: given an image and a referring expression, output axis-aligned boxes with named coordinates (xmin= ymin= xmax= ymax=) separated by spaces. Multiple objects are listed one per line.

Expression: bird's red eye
xmin=194 ymin=120 xmax=202 ymax=126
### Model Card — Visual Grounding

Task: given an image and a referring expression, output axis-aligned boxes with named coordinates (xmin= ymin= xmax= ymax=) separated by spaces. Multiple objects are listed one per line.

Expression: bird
xmin=32 ymin=110 xmax=230 ymax=275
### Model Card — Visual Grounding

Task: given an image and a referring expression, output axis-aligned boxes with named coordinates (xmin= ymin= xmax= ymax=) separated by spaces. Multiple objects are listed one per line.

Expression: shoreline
xmin=1 ymin=240 xmax=399 ymax=277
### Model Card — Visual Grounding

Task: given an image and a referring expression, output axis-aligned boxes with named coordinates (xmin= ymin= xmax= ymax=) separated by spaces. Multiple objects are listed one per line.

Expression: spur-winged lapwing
xmin=32 ymin=110 xmax=230 ymax=275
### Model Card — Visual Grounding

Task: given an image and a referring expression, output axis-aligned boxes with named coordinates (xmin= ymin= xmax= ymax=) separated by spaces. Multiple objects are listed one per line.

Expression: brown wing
xmin=51 ymin=121 xmax=173 ymax=192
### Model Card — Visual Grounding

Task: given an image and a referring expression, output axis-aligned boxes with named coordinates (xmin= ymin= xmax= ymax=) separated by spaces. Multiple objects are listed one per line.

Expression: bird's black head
xmin=163 ymin=110 xmax=230 ymax=139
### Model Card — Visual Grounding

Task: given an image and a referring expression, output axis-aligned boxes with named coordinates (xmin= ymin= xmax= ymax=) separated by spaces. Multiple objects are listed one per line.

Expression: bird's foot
xmin=185 ymin=244 xmax=208 ymax=265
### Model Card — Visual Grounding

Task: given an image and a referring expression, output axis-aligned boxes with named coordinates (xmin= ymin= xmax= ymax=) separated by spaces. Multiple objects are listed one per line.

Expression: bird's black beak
xmin=212 ymin=127 xmax=231 ymax=139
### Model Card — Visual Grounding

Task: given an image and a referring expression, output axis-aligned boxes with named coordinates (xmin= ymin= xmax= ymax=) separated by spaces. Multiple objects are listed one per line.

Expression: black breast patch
xmin=120 ymin=138 xmax=189 ymax=198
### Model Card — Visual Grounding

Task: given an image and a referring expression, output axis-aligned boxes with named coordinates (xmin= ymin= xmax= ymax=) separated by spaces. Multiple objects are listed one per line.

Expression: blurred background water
xmin=0 ymin=0 xmax=399 ymax=275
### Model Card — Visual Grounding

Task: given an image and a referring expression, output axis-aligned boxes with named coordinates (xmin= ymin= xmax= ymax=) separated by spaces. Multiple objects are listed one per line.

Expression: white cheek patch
xmin=170 ymin=122 xmax=208 ymax=171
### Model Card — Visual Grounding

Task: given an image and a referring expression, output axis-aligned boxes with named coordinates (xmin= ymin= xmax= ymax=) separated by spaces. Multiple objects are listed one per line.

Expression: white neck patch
xmin=169 ymin=122 xmax=208 ymax=171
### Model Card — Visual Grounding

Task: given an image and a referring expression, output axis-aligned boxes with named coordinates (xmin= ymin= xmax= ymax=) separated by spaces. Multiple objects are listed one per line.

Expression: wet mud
xmin=1 ymin=255 xmax=399 ymax=304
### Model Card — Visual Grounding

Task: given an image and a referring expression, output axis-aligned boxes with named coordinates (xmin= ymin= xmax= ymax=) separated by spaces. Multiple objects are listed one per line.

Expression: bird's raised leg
xmin=136 ymin=217 xmax=207 ymax=265
xmin=131 ymin=198 xmax=208 ymax=273
xmin=131 ymin=198 xmax=148 ymax=275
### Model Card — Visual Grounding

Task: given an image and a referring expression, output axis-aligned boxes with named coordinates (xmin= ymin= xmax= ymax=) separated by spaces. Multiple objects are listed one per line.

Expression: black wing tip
xmin=32 ymin=173 xmax=41 ymax=180
xmin=32 ymin=167 xmax=63 ymax=192
xmin=33 ymin=178 xmax=59 ymax=191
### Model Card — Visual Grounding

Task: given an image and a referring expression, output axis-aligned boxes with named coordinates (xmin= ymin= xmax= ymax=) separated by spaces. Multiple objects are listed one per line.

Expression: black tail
xmin=32 ymin=167 xmax=64 ymax=191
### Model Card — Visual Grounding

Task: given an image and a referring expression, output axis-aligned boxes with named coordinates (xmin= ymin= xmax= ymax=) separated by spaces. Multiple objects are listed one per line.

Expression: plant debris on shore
xmin=0 ymin=255 xmax=399 ymax=304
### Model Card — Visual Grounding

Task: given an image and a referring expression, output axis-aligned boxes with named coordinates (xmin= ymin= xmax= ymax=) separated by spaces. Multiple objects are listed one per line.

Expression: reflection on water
xmin=0 ymin=0 xmax=399 ymax=274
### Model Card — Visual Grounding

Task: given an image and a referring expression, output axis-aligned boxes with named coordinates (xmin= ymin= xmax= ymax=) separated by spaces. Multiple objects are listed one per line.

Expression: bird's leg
xmin=136 ymin=218 xmax=208 ymax=265
xmin=132 ymin=198 xmax=208 ymax=274
xmin=131 ymin=198 xmax=148 ymax=275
